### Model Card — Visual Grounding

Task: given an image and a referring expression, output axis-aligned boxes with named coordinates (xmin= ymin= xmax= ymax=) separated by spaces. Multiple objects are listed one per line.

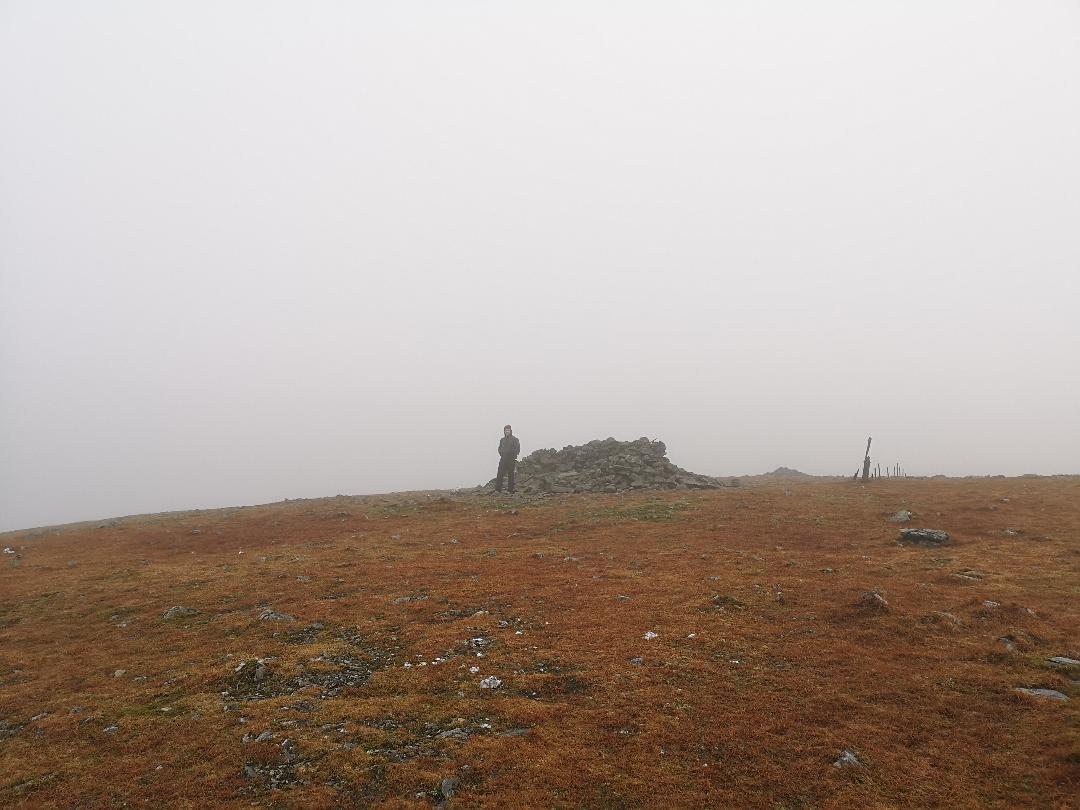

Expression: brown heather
xmin=0 ymin=478 xmax=1077 ymax=808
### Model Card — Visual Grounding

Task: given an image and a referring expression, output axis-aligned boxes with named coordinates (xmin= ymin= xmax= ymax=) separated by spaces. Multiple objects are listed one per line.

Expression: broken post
xmin=861 ymin=436 xmax=872 ymax=482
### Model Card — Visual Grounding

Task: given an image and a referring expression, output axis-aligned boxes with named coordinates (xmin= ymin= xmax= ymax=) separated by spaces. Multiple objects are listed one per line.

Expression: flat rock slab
xmin=162 ymin=606 xmax=199 ymax=620
xmin=1015 ymin=688 xmax=1069 ymax=701
xmin=1048 ymin=657 xmax=1080 ymax=666
xmin=898 ymin=528 xmax=949 ymax=546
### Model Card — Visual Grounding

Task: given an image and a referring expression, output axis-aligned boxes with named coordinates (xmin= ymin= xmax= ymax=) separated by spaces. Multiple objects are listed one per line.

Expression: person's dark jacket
xmin=499 ymin=435 xmax=520 ymax=459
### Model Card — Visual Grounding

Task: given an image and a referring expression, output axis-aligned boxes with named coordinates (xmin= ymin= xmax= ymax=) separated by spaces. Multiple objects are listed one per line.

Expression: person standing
xmin=495 ymin=425 xmax=520 ymax=494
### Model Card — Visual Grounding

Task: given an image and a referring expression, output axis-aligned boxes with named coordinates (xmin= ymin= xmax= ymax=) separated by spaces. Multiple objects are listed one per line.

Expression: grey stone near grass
xmin=889 ymin=510 xmax=913 ymax=523
xmin=858 ymin=591 xmax=889 ymax=611
xmin=258 ymin=608 xmax=295 ymax=622
xmin=833 ymin=750 xmax=862 ymax=768
xmin=898 ymin=528 xmax=949 ymax=546
xmin=440 ymin=777 xmax=460 ymax=799
xmin=498 ymin=727 xmax=531 ymax=737
xmin=162 ymin=606 xmax=199 ymax=620
xmin=1015 ymin=688 xmax=1069 ymax=701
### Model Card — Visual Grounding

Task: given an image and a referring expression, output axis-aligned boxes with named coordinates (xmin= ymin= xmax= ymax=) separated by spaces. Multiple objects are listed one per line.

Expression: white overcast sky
xmin=2 ymin=2 xmax=1078 ymax=531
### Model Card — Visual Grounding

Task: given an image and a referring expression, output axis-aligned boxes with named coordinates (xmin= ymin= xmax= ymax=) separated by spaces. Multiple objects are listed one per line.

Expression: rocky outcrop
xmin=488 ymin=437 xmax=729 ymax=495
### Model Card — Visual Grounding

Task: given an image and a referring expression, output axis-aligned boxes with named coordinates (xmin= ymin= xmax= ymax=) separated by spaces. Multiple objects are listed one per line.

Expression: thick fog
xmin=2 ymin=2 xmax=1078 ymax=532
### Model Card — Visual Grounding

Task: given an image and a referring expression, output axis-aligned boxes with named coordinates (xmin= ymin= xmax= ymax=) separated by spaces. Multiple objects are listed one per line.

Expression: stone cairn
xmin=487 ymin=437 xmax=731 ymax=495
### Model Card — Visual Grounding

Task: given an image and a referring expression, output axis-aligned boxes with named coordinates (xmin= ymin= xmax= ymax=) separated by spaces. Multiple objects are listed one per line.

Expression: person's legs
xmin=495 ymin=457 xmax=508 ymax=492
xmin=507 ymin=460 xmax=516 ymax=494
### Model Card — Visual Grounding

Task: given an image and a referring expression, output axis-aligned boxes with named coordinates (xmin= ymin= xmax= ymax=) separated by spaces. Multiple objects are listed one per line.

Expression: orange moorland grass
xmin=0 ymin=477 xmax=1077 ymax=808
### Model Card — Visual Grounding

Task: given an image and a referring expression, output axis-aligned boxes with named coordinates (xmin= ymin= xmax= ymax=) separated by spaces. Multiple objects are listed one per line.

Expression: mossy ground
xmin=1 ymin=479 xmax=1077 ymax=808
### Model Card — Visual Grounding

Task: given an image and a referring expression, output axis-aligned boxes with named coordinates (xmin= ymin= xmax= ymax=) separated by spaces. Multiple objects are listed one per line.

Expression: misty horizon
xmin=3 ymin=2 xmax=1078 ymax=533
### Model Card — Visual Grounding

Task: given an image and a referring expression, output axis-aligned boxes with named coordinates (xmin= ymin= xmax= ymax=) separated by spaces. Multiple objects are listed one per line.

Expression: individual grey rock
xmin=629 ymin=657 xmax=644 ymax=666
xmin=858 ymin=591 xmax=889 ymax=611
xmin=1048 ymin=656 xmax=1080 ymax=666
xmin=437 ymin=728 xmax=469 ymax=741
xmin=280 ymin=738 xmax=298 ymax=763
xmin=498 ymin=727 xmax=531 ymax=737
xmin=833 ymin=750 xmax=862 ymax=768
xmin=103 ymin=725 xmax=119 ymax=735
xmin=898 ymin=528 xmax=949 ymax=546
xmin=479 ymin=676 xmax=502 ymax=690
xmin=162 ymin=606 xmax=199 ymax=620
xmin=1015 ymin=688 xmax=1069 ymax=701
xmin=258 ymin=608 xmax=295 ymax=622
xmin=440 ymin=776 xmax=460 ymax=799
xmin=953 ymin=569 xmax=983 ymax=582
xmin=889 ymin=510 xmax=914 ymax=523
xmin=255 ymin=730 xmax=273 ymax=743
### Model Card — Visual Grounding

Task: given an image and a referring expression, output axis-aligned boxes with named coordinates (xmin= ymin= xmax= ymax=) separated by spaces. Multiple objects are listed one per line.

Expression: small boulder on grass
xmin=858 ymin=591 xmax=889 ymax=612
xmin=258 ymin=607 xmax=295 ymax=622
xmin=833 ymin=750 xmax=862 ymax=768
xmin=1015 ymin=688 xmax=1069 ymax=702
xmin=162 ymin=606 xmax=199 ymax=620
xmin=898 ymin=528 xmax=949 ymax=546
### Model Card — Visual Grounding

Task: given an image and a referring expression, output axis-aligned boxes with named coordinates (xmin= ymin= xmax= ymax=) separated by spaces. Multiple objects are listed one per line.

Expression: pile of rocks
xmin=489 ymin=437 xmax=730 ymax=495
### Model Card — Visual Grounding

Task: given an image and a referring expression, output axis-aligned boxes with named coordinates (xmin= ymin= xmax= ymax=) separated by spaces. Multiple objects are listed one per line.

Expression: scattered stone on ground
xmin=858 ymin=591 xmax=889 ymax=612
xmin=162 ymin=606 xmax=199 ymax=620
xmin=952 ymin=569 xmax=984 ymax=582
xmin=889 ymin=510 xmax=913 ymax=523
xmin=833 ymin=750 xmax=862 ymax=768
xmin=898 ymin=528 xmax=950 ymax=546
xmin=1048 ymin=656 xmax=1080 ymax=666
xmin=440 ymin=776 xmax=460 ymax=800
xmin=1015 ymin=688 xmax=1069 ymax=702
xmin=482 ymin=437 xmax=731 ymax=495
xmin=258 ymin=608 xmax=295 ymax=622
xmin=479 ymin=676 xmax=502 ymax=690
xmin=498 ymin=727 xmax=530 ymax=737
xmin=643 ymin=631 xmax=659 ymax=640
xmin=392 ymin=595 xmax=428 ymax=605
